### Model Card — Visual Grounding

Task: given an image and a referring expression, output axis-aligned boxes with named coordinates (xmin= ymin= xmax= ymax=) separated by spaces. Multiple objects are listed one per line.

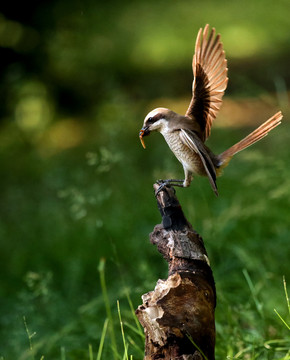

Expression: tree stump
xmin=136 ymin=184 xmax=216 ymax=360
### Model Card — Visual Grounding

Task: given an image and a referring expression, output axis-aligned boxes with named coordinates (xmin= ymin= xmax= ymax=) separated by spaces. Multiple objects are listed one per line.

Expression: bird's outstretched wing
xmin=179 ymin=129 xmax=218 ymax=196
xmin=185 ymin=24 xmax=228 ymax=142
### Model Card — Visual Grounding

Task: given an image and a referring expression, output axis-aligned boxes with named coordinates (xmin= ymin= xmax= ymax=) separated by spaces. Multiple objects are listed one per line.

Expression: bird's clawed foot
xmin=155 ymin=179 xmax=184 ymax=196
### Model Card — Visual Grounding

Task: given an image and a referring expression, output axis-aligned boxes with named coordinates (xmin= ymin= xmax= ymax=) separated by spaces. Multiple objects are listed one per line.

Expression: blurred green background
xmin=0 ymin=0 xmax=289 ymax=359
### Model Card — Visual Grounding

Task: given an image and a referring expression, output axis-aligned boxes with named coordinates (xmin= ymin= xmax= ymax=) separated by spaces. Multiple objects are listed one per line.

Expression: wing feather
xmin=186 ymin=24 xmax=228 ymax=141
xmin=179 ymin=129 xmax=218 ymax=196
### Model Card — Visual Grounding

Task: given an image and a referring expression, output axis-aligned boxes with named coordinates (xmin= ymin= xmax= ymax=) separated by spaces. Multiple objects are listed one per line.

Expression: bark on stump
xmin=136 ymin=184 xmax=216 ymax=360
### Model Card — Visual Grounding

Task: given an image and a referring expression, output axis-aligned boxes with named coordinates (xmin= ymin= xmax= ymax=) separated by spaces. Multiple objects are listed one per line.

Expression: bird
xmin=139 ymin=24 xmax=282 ymax=196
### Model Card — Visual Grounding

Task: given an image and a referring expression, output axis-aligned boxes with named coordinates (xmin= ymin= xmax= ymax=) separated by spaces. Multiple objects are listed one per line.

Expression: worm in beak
xmin=139 ymin=127 xmax=150 ymax=149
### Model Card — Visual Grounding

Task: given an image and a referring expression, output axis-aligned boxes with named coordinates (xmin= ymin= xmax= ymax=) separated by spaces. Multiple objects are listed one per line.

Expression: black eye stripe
xmin=146 ymin=116 xmax=156 ymax=125
xmin=147 ymin=113 xmax=164 ymax=124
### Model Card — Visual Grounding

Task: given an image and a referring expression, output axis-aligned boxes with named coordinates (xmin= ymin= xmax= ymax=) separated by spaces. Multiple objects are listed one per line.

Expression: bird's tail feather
xmin=216 ymin=111 xmax=282 ymax=174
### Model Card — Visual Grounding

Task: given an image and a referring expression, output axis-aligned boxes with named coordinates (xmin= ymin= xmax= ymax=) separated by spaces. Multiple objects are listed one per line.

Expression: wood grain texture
xmin=136 ymin=185 xmax=216 ymax=360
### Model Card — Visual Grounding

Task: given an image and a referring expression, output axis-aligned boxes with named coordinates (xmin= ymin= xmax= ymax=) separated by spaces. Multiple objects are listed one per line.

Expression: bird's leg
xmin=182 ymin=170 xmax=192 ymax=188
xmin=155 ymin=171 xmax=193 ymax=195
xmin=157 ymin=179 xmax=184 ymax=185
xmin=155 ymin=179 xmax=185 ymax=196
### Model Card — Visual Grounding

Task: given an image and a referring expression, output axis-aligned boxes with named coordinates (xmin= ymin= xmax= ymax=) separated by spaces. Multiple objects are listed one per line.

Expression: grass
xmin=98 ymin=258 xmax=118 ymax=359
xmin=0 ymin=111 xmax=289 ymax=359
xmin=18 ymin=270 xmax=290 ymax=359
xmin=274 ymin=277 xmax=290 ymax=331
xmin=1 ymin=1 xmax=290 ymax=358
xmin=0 ymin=81 xmax=289 ymax=359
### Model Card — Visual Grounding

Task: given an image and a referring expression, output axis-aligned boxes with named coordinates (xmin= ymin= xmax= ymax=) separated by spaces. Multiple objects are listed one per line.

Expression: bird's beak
xmin=139 ymin=126 xmax=150 ymax=149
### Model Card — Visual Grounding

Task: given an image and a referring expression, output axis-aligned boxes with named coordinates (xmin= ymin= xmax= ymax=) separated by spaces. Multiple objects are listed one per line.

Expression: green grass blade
xmin=242 ymin=269 xmax=264 ymax=319
xmin=123 ymin=321 xmax=145 ymax=338
xmin=117 ymin=300 xmax=129 ymax=360
xmin=273 ymin=277 xmax=290 ymax=330
xmin=60 ymin=346 xmax=66 ymax=360
xmin=23 ymin=316 xmax=36 ymax=360
xmin=127 ymin=335 xmax=144 ymax=357
xmin=274 ymin=309 xmax=290 ymax=330
xmin=283 ymin=276 xmax=290 ymax=316
xmin=186 ymin=333 xmax=208 ymax=360
xmin=96 ymin=318 xmax=109 ymax=360
xmin=98 ymin=258 xmax=118 ymax=359
xmin=88 ymin=344 xmax=94 ymax=360
xmin=124 ymin=289 xmax=143 ymax=336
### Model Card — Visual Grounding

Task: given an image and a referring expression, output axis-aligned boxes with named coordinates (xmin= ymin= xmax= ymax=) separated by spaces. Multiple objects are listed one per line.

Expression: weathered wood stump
xmin=136 ymin=184 xmax=216 ymax=360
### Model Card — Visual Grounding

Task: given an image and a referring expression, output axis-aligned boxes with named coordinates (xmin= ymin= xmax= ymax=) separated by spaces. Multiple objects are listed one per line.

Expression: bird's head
xmin=139 ymin=108 xmax=172 ymax=149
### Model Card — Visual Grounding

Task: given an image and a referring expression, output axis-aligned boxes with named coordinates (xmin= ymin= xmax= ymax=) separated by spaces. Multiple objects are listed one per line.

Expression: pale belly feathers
xmin=162 ymin=131 xmax=207 ymax=176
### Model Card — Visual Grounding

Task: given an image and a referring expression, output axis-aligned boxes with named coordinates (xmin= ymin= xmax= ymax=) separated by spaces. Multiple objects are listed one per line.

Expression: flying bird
xmin=139 ymin=24 xmax=282 ymax=196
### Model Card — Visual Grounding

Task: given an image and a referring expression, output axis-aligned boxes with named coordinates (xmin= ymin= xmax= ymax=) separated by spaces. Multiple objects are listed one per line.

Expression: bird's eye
xmin=147 ymin=117 xmax=154 ymax=123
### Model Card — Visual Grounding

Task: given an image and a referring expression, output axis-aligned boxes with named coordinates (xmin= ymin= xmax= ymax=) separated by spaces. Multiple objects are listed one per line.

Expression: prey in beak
xmin=138 ymin=25 xmax=282 ymax=197
xmin=139 ymin=126 xmax=150 ymax=149
xmin=139 ymin=108 xmax=169 ymax=149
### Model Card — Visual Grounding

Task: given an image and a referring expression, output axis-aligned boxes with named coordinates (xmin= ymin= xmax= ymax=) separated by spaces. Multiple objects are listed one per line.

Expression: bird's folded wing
xmin=185 ymin=24 xmax=228 ymax=142
xmin=180 ymin=129 xmax=218 ymax=196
